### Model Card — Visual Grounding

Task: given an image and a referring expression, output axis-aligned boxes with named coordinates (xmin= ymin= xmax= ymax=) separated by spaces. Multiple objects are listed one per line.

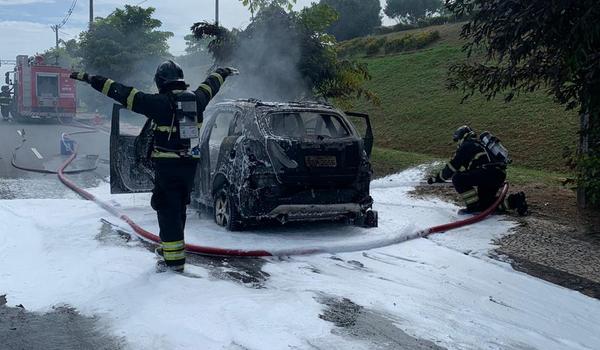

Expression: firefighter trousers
xmin=151 ymin=158 xmax=198 ymax=267
xmin=452 ymin=167 xmax=506 ymax=210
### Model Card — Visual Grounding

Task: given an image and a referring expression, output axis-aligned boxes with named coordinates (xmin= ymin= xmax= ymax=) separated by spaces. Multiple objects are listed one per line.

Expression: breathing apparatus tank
xmin=479 ymin=131 xmax=511 ymax=165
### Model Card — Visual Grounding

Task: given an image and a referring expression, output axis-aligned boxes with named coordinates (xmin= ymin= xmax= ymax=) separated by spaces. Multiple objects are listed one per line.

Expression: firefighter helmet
xmin=453 ymin=125 xmax=474 ymax=142
xmin=154 ymin=60 xmax=185 ymax=92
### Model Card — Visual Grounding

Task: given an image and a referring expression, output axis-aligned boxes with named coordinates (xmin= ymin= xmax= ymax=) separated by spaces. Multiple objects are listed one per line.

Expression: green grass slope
xmin=345 ymin=23 xmax=578 ymax=173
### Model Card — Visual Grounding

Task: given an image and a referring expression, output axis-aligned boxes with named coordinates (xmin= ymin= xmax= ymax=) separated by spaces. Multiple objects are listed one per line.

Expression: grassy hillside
xmin=343 ymin=23 xmax=578 ymax=173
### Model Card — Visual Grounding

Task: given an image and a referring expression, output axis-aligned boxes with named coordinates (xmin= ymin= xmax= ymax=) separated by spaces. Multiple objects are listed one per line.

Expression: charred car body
xmin=110 ymin=99 xmax=378 ymax=231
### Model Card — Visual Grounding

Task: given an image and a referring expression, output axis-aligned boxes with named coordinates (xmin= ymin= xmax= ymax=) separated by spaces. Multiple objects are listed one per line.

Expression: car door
xmin=207 ymin=109 xmax=238 ymax=175
xmin=109 ymin=104 xmax=154 ymax=194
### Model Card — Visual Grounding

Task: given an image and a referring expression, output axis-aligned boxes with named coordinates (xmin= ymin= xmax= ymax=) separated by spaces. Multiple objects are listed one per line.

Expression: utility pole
xmin=52 ymin=25 xmax=59 ymax=64
xmin=89 ymin=0 xmax=94 ymax=29
xmin=215 ymin=0 xmax=219 ymax=26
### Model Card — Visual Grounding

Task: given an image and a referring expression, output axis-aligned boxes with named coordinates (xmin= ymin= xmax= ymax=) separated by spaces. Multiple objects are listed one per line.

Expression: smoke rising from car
xmin=215 ymin=24 xmax=311 ymax=102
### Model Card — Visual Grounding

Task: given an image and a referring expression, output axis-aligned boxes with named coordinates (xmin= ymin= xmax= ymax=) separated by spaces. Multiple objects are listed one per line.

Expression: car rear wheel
xmin=213 ymin=187 xmax=243 ymax=231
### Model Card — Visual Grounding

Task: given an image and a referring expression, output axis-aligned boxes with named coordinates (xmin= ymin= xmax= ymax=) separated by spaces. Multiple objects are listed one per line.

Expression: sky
xmin=0 ymin=0 xmax=394 ymax=77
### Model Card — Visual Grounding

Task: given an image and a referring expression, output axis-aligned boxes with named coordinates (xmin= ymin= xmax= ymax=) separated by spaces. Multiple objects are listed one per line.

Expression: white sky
xmin=0 ymin=0 xmax=393 ymax=77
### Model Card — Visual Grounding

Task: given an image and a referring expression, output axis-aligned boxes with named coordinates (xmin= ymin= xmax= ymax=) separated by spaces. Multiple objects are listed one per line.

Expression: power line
xmin=56 ymin=0 xmax=78 ymax=30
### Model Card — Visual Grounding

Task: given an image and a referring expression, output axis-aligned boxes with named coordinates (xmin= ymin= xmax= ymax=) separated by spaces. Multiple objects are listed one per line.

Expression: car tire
xmin=213 ymin=187 xmax=244 ymax=231
xmin=365 ymin=210 xmax=378 ymax=228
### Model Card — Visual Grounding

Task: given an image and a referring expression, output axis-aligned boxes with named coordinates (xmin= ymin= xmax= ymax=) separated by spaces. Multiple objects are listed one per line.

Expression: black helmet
xmin=453 ymin=125 xmax=473 ymax=142
xmin=154 ymin=60 xmax=185 ymax=92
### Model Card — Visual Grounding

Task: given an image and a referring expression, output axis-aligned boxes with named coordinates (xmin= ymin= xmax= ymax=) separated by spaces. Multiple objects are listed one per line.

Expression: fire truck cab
xmin=4 ymin=55 xmax=76 ymax=121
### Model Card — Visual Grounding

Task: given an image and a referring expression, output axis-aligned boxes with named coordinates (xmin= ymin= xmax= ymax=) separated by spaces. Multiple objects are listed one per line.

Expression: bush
xmin=384 ymin=30 xmax=440 ymax=54
xmin=374 ymin=23 xmax=417 ymax=35
xmin=337 ymin=38 xmax=366 ymax=57
xmin=365 ymin=37 xmax=387 ymax=56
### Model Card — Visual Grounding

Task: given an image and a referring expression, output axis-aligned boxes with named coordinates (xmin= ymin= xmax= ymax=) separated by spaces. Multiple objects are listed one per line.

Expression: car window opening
xmin=270 ymin=112 xmax=350 ymax=139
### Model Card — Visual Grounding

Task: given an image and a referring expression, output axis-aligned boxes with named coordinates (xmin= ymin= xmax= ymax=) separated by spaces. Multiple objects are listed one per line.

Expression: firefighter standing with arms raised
xmin=71 ymin=61 xmax=238 ymax=273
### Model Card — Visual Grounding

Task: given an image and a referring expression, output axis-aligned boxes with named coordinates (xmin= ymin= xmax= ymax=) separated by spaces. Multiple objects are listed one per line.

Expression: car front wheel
xmin=213 ymin=187 xmax=243 ymax=231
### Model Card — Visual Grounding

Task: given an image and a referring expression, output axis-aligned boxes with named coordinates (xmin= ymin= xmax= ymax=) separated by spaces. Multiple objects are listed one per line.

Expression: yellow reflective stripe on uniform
xmin=101 ymin=79 xmax=114 ymax=96
xmin=126 ymin=88 xmax=139 ymax=110
xmin=155 ymin=126 xmax=177 ymax=132
xmin=465 ymin=196 xmax=479 ymax=205
xmin=210 ymin=72 xmax=224 ymax=85
xmin=462 ymin=189 xmax=477 ymax=197
xmin=152 ymin=151 xmax=181 ymax=158
xmin=77 ymin=72 xmax=85 ymax=80
xmin=469 ymin=152 xmax=489 ymax=169
xmin=163 ymin=251 xmax=185 ymax=261
xmin=473 ymin=152 xmax=489 ymax=161
xmin=461 ymin=189 xmax=478 ymax=202
xmin=199 ymin=84 xmax=213 ymax=98
xmin=162 ymin=240 xmax=185 ymax=249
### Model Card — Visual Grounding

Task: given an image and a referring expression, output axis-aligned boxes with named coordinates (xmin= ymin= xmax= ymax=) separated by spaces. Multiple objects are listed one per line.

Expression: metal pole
xmin=53 ymin=25 xmax=59 ymax=64
xmin=215 ymin=0 xmax=219 ymax=26
xmin=89 ymin=0 xmax=94 ymax=29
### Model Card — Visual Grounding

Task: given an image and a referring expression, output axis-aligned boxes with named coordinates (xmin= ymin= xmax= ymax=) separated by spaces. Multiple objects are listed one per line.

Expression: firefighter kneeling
xmin=71 ymin=61 xmax=238 ymax=273
xmin=428 ymin=125 xmax=528 ymax=216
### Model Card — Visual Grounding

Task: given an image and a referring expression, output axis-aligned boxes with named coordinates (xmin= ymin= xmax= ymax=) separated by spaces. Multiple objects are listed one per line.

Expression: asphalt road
xmin=0 ymin=118 xmax=110 ymax=198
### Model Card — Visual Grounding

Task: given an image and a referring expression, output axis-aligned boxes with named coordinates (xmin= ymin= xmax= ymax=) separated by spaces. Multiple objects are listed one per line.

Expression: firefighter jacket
xmin=437 ymin=135 xmax=498 ymax=181
xmin=0 ymin=90 xmax=11 ymax=106
xmin=88 ymin=72 xmax=227 ymax=159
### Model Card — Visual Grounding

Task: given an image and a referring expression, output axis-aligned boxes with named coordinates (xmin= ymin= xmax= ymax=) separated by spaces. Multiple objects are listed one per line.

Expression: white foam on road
xmin=1 ymin=167 xmax=599 ymax=349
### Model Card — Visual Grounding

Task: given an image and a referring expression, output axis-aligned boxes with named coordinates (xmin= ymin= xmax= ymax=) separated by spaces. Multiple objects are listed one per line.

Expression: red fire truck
xmin=3 ymin=55 xmax=76 ymax=121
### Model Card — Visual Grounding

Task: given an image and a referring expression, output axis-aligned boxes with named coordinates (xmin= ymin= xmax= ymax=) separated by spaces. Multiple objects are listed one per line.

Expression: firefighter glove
xmin=216 ymin=67 xmax=239 ymax=78
xmin=70 ymin=72 xmax=90 ymax=83
xmin=427 ymin=174 xmax=443 ymax=185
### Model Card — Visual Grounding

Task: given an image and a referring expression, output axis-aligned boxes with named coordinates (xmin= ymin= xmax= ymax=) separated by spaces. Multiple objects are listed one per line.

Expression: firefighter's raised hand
xmin=70 ymin=72 xmax=90 ymax=83
xmin=216 ymin=67 xmax=239 ymax=77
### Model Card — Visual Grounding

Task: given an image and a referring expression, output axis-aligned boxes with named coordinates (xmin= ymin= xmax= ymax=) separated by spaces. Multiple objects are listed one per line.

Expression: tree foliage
xmin=78 ymin=5 xmax=173 ymax=88
xmin=446 ymin=0 xmax=600 ymax=205
xmin=42 ymin=39 xmax=81 ymax=68
xmin=384 ymin=0 xmax=442 ymax=24
xmin=193 ymin=4 xmax=377 ymax=105
xmin=319 ymin=0 xmax=382 ymax=41
xmin=240 ymin=0 xmax=296 ymax=15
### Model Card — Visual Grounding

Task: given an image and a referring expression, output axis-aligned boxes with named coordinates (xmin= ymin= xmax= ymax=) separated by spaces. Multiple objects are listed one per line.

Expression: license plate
xmin=305 ymin=156 xmax=337 ymax=168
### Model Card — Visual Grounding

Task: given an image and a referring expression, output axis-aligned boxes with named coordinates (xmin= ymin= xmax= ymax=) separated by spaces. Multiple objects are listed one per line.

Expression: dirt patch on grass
xmin=412 ymin=180 xmax=600 ymax=299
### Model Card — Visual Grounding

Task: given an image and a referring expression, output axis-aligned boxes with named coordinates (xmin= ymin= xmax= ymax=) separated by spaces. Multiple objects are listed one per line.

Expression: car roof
xmin=211 ymin=99 xmax=341 ymax=114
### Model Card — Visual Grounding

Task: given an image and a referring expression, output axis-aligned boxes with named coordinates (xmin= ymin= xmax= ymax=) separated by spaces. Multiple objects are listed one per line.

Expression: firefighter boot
xmin=155 ymin=247 xmax=185 ymax=273
xmin=507 ymin=192 xmax=529 ymax=216
xmin=457 ymin=189 xmax=481 ymax=215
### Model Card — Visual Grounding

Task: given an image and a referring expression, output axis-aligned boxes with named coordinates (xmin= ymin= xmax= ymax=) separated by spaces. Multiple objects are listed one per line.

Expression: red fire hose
xmin=57 ymin=134 xmax=509 ymax=257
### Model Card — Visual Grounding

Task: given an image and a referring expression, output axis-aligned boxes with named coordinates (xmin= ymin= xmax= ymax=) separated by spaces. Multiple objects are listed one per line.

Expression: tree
xmin=42 ymin=39 xmax=81 ymax=68
xmin=320 ymin=0 xmax=382 ymax=41
xmin=78 ymin=5 xmax=173 ymax=89
xmin=384 ymin=0 xmax=442 ymax=24
xmin=446 ymin=0 xmax=600 ymax=206
xmin=240 ymin=0 xmax=296 ymax=16
xmin=192 ymin=4 xmax=376 ymax=105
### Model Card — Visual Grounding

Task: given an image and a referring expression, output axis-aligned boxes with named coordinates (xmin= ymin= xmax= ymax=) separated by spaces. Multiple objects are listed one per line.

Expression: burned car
xmin=109 ymin=100 xmax=378 ymax=231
